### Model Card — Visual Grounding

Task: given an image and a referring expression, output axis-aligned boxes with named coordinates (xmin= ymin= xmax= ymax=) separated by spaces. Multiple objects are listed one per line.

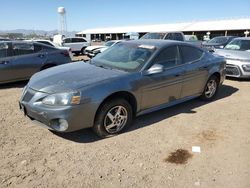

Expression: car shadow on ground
xmin=226 ymin=77 xmax=250 ymax=82
xmin=53 ymin=84 xmax=239 ymax=143
xmin=0 ymin=80 xmax=28 ymax=89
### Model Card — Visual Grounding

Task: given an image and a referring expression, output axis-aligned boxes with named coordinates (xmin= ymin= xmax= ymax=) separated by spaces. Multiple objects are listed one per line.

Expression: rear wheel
xmin=93 ymin=99 xmax=133 ymax=138
xmin=81 ymin=47 xmax=86 ymax=55
xmin=200 ymin=75 xmax=219 ymax=101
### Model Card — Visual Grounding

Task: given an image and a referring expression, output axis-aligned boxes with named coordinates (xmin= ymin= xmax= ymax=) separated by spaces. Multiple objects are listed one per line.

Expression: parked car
xmin=27 ymin=39 xmax=73 ymax=59
xmin=184 ymin=35 xmax=203 ymax=47
xmin=141 ymin=32 xmax=202 ymax=47
xmin=140 ymin=32 xmax=185 ymax=41
xmin=62 ymin=37 xmax=90 ymax=55
xmin=202 ymin=36 xmax=236 ymax=52
xmin=19 ymin=40 xmax=226 ymax=137
xmin=85 ymin=40 xmax=121 ymax=58
xmin=0 ymin=41 xmax=71 ymax=84
xmin=215 ymin=37 xmax=250 ymax=78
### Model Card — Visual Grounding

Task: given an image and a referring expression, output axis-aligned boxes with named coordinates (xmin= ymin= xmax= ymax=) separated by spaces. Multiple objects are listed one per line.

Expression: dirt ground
xmin=0 ymin=77 xmax=250 ymax=188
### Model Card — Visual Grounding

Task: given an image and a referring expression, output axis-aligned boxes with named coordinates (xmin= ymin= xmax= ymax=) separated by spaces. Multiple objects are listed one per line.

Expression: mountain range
xmin=0 ymin=29 xmax=79 ymax=37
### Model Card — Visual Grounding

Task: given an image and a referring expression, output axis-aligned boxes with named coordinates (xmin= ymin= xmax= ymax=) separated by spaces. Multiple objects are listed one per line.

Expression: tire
xmin=200 ymin=75 xmax=219 ymax=101
xmin=81 ymin=47 xmax=86 ymax=55
xmin=93 ymin=98 xmax=133 ymax=138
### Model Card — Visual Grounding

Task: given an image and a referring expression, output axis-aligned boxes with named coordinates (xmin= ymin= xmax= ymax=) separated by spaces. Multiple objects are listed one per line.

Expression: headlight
xmin=242 ymin=64 xmax=250 ymax=72
xmin=21 ymin=85 xmax=28 ymax=99
xmin=42 ymin=91 xmax=81 ymax=106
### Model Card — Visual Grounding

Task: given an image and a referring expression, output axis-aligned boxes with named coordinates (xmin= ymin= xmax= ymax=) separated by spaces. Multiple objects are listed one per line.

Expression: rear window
xmin=180 ymin=46 xmax=203 ymax=64
xmin=13 ymin=43 xmax=34 ymax=56
xmin=0 ymin=43 xmax=8 ymax=58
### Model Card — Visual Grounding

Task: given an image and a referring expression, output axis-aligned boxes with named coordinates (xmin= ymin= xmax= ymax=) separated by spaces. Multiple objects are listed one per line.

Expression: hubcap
xmin=205 ymin=80 xmax=217 ymax=98
xmin=104 ymin=105 xmax=128 ymax=134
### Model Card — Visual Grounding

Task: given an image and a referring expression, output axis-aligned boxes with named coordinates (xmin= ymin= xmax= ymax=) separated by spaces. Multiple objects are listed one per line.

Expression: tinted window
xmin=175 ymin=33 xmax=184 ymax=41
xmin=34 ymin=44 xmax=43 ymax=52
xmin=165 ymin=33 xmax=173 ymax=40
xmin=154 ymin=46 xmax=180 ymax=68
xmin=72 ymin=38 xmax=86 ymax=43
xmin=38 ymin=41 xmax=54 ymax=46
xmin=64 ymin=38 xmax=71 ymax=43
xmin=13 ymin=43 xmax=34 ymax=56
xmin=0 ymin=43 xmax=8 ymax=58
xmin=180 ymin=46 xmax=203 ymax=64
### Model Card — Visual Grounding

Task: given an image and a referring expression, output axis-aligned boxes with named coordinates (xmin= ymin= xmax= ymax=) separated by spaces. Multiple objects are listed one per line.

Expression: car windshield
xmin=225 ymin=39 xmax=250 ymax=51
xmin=105 ymin=41 xmax=115 ymax=47
xmin=208 ymin=37 xmax=228 ymax=44
xmin=92 ymin=42 xmax=156 ymax=72
xmin=140 ymin=33 xmax=165 ymax=39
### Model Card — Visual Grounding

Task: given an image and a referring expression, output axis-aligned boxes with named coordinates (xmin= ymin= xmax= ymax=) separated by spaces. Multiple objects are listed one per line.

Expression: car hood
xmin=28 ymin=62 xmax=126 ymax=93
xmin=215 ymin=49 xmax=250 ymax=61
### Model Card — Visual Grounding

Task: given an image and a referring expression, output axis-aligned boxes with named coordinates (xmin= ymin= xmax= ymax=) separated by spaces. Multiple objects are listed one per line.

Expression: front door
xmin=141 ymin=46 xmax=184 ymax=110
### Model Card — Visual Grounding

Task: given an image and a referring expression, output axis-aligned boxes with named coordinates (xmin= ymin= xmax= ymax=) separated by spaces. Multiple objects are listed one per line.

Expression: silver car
xmin=19 ymin=40 xmax=226 ymax=137
xmin=215 ymin=37 xmax=250 ymax=78
xmin=0 ymin=41 xmax=71 ymax=84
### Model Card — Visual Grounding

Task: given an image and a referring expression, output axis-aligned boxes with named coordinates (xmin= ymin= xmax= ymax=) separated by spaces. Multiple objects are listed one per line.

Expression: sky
xmin=0 ymin=0 xmax=250 ymax=32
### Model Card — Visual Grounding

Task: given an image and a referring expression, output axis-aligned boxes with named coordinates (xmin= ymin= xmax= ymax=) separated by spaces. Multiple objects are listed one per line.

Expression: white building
xmin=76 ymin=18 xmax=250 ymax=41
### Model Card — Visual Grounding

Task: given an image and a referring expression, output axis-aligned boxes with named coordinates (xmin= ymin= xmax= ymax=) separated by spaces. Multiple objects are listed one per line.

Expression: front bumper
xmin=226 ymin=59 xmax=250 ymax=78
xmin=19 ymin=88 xmax=95 ymax=132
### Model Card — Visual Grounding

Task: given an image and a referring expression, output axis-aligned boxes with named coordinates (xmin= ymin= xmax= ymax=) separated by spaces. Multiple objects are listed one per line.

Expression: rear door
xmin=10 ymin=43 xmax=47 ymax=80
xmin=0 ymin=42 xmax=14 ymax=83
xmin=141 ymin=45 xmax=184 ymax=110
xmin=178 ymin=45 xmax=209 ymax=98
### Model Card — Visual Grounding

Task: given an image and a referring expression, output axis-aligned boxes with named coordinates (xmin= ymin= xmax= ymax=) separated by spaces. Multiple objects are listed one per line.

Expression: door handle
xmin=0 ymin=60 xmax=9 ymax=65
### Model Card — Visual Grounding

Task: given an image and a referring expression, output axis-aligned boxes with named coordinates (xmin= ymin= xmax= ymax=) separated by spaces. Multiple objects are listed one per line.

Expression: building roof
xmin=77 ymin=18 xmax=250 ymax=34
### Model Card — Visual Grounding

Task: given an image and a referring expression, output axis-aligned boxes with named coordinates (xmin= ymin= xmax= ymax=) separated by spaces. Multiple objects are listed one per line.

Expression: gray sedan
xmin=0 ymin=41 xmax=71 ymax=84
xmin=19 ymin=40 xmax=226 ymax=137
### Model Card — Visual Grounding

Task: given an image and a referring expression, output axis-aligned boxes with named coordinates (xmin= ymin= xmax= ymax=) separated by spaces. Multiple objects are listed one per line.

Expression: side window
xmin=63 ymin=38 xmax=71 ymax=43
xmin=180 ymin=46 xmax=203 ymax=64
xmin=154 ymin=46 xmax=180 ymax=68
xmin=175 ymin=33 xmax=184 ymax=41
xmin=34 ymin=44 xmax=43 ymax=53
xmin=72 ymin=38 xmax=86 ymax=43
xmin=13 ymin=43 xmax=34 ymax=56
xmin=0 ymin=43 xmax=8 ymax=58
xmin=165 ymin=33 xmax=173 ymax=40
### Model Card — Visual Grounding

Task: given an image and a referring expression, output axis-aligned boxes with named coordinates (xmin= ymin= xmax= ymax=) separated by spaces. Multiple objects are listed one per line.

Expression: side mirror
xmin=145 ymin=64 xmax=164 ymax=75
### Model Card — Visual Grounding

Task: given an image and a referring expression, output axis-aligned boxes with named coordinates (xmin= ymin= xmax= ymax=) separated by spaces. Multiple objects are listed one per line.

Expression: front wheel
xmin=93 ymin=99 xmax=133 ymax=138
xmin=200 ymin=75 xmax=219 ymax=101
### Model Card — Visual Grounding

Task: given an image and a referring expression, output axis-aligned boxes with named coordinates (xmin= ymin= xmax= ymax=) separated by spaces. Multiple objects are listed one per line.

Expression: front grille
xmin=22 ymin=89 xmax=35 ymax=102
xmin=226 ymin=65 xmax=240 ymax=77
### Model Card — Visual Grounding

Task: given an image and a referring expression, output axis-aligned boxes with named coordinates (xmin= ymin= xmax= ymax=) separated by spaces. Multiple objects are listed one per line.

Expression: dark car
xmin=0 ymin=41 xmax=71 ymax=84
xmin=20 ymin=40 xmax=226 ymax=137
xmin=202 ymin=36 xmax=236 ymax=51
xmin=140 ymin=32 xmax=185 ymax=41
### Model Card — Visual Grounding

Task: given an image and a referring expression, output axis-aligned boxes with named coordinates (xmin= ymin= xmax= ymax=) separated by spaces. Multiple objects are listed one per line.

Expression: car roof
xmin=121 ymin=39 xmax=195 ymax=48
